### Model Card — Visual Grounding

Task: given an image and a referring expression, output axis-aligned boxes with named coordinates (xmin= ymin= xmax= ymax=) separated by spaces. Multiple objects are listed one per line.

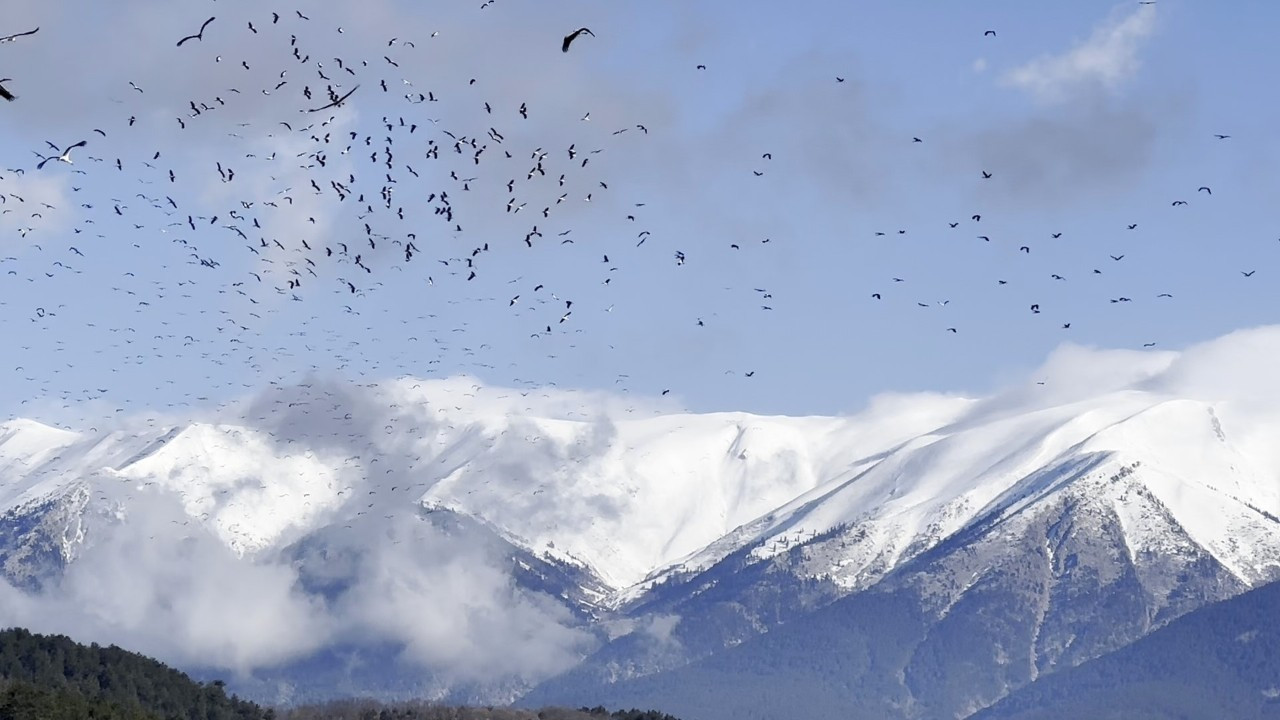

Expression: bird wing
xmin=562 ymin=27 xmax=592 ymax=52
xmin=306 ymin=84 xmax=359 ymax=112
xmin=0 ymin=27 xmax=38 ymax=44
xmin=176 ymin=18 xmax=214 ymax=47
xmin=0 ymin=82 xmax=14 ymax=102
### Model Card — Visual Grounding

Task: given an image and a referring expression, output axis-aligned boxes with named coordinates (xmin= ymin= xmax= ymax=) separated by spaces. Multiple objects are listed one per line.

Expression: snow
xmin=4 ymin=348 xmax=1280 ymax=602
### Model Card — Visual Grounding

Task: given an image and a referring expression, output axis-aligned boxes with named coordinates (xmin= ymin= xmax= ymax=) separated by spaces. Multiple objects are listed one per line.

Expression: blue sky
xmin=1 ymin=0 xmax=1278 ymax=424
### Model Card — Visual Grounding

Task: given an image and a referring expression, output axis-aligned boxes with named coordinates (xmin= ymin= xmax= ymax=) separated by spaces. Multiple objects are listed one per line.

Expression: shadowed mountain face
xmin=3 ymin=342 xmax=1280 ymax=712
xmin=522 ymin=453 xmax=1275 ymax=719
xmin=971 ymin=578 xmax=1280 ymax=720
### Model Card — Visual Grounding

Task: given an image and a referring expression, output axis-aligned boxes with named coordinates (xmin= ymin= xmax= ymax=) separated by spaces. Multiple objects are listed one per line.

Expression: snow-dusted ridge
xmin=5 ymin=330 xmax=1280 ymax=599
xmin=3 ymin=327 xmax=1280 ymax=700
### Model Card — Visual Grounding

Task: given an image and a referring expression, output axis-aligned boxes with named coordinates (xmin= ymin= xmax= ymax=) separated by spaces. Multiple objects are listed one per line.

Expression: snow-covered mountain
xmin=4 ymin=327 xmax=1280 ymax=716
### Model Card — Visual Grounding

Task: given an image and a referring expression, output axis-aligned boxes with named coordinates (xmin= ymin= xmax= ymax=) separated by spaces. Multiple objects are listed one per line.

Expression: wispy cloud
xmin=1004 ymin=4 xmax=1158 ymax=103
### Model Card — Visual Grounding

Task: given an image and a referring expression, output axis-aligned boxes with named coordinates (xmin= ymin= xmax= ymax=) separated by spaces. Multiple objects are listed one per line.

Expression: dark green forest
xmin=0 ymin=628 xmax=680 ymax=720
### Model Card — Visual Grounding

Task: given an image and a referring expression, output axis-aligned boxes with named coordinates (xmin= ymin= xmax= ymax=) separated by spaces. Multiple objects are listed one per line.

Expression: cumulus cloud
xmin=1004 ymin=4 xmax=1158 ymax=103
xmin=0 ymin=491 xmax=329 ymax=673
xmin=0 ymin=483 xmax=594 ymax=686
xmin=960 ymin=325 xmax=1280 ymax=438
xmin=928 ymin=4 xmax=1168 ymax=207
xmin=331 ymin=520 xmax=592 ymax=682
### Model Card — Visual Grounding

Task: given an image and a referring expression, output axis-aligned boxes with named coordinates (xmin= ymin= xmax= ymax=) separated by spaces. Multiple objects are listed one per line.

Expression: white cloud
xmin=1004 ymin=4 xmax=1157 ymax=103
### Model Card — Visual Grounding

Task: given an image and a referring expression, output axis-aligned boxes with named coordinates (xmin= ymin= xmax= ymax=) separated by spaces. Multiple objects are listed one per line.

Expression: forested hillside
xmin=0 ymin=629 xmax=680 ymax=720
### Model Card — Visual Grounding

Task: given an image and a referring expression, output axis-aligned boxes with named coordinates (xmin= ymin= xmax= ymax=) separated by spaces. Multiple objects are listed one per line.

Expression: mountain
xmin=523 ymin=394 xmax=1280 ymax=717
xmin=3 ymin=330 xmax=1280 ymax=714
xmin=971 ymin=577 xmax=1280 ymax=720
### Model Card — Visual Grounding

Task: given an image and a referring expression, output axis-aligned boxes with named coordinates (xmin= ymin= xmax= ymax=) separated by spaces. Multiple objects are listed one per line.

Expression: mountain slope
xmin=523 ymin=397 xmax=1280 ymax=718
xmin=971 ymin=577 xmax=1280 ymax=720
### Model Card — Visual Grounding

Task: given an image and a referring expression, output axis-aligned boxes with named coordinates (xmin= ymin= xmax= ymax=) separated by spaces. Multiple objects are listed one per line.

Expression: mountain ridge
xmin=3 ymin=328 xmax=1280 ymax=712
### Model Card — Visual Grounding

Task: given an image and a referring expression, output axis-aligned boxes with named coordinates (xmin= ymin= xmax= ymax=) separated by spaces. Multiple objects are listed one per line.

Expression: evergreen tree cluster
xmin=0 ymin=628 xmax=682 ymax=720
xmin=0 ymin=627 xmax=263 ymax=720
xmin=266 ymin=699 xmax=681 ymax=720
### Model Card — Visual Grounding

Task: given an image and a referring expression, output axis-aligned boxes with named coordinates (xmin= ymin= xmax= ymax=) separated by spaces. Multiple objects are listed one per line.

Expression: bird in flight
xmin=562 ymin=27 xmax=594 ymax=53
xmin=37 ymin=140 xmax=87 ymax=169
xmin=307 ymin=84 xmax=360 ymax=112
xmin=176 ymin=17 xmax=215 ymax=47
xmin=0 ymin=27 xmax=38 ymax=44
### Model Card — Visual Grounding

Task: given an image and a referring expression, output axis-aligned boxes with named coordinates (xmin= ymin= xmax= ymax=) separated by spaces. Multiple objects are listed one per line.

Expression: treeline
xmin=0 ymin=627 xmax=261 ymax=720
xmin=0 ymin=628 xmax=681 ymax=720
xmin=280 ymin=700 xmax=679 ymax=720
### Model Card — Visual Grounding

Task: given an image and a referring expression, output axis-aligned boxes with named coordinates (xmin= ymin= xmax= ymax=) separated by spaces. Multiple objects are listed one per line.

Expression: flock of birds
xmin=0 ymin=3 xmax=1271 ymax=426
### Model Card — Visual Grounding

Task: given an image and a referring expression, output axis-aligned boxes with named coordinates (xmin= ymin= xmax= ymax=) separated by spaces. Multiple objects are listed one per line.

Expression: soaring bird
xmin=37 ymin=140 xmax=87 ymax=169
xmin=306 ymin=84 xmax=359 ymax=112
xmin=176 ymin=17 xmax=215 ymax=47
xmin=0 ymin=78 xmax=15 ymax=102
xmin=562 ymin=27 xmax=594 ymax=52
xmin=0 ymin=27 xmax=39 ymax=44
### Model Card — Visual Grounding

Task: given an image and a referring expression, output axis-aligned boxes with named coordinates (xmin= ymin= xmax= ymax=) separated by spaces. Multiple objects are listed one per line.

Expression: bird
xmin=0 ymin=78 xmax=15 ymax=102
xmin=176 ymin=17 xmax=215 ymax=47
xmin=37 ymin=140 xmax=88 ymax=170
xmin=984 ymin=30 xmax=997 ymax=36
xmin=0 ymin=27 xmax=39 ymax=44
xmin=307 ymin=85 xmax=360 ymax=113
xmin=562 ymin=27 xmax=594 ymax=53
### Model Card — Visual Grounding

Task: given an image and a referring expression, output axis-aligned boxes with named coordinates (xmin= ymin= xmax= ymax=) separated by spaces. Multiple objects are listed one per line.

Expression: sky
xmin=1 ymin=0 xmax=1279 ymax=426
